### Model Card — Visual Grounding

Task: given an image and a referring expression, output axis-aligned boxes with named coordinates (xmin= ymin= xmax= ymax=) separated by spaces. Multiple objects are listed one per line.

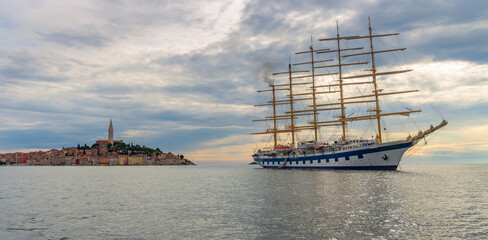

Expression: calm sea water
xmin=0 ymin=163 xmax=487 ymax=239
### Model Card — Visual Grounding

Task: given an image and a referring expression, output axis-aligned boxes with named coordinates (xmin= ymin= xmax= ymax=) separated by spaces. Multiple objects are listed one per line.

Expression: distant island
xmin=0 ymin=120 xmax=194 ymax=166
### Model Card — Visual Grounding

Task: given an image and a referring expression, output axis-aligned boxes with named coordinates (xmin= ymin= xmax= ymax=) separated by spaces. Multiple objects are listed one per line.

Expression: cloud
xmin=380 ymin=60 xmax=488 ymax=106
xmin=40 ymin=30 xmax=111 ymax=48
xmin=0 ymin=50 xmax=71 ymax=83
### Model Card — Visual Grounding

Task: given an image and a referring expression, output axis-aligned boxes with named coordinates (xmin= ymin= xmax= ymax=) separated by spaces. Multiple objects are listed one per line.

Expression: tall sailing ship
xmin=251 ymin=19 xmax=447 ymax=170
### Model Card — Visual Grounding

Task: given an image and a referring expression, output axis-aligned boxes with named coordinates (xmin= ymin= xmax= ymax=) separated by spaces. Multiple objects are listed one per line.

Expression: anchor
xmin=382 ymin=154 xmax=388 ymax=160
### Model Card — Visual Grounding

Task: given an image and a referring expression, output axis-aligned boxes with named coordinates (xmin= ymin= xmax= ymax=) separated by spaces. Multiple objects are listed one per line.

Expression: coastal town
xmin=0 ymin=120 xmax=193 ymax=166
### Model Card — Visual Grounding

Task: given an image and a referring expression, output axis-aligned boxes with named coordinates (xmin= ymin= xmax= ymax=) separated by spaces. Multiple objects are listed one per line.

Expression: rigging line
xmin=314 ymin=46 xmax=336 ymax=83
xmin=404 ymin=130 xmax=438 ymax=159
xmin=417 ymin=101 xmax=432 ymax=127
xmin=384 ymin=100 xmax=404 ymax=140
xmin=403 ymin=142 xmax=425 ymax=159
xmin=399 ymin=114 xmax=410 ymax=136
xmin=408 ymin=127 xmax=439 ymax=157
xmin=411 ymin=113 xmax=422 ymax=132
xmin=400 ymin=39 xmax=410 ymax=71
xmin=364 ymin=118 xmax=375 ymax=140
xmin=390 ymin=43 xmax=404 ymax=70
xmin=381 ymin=118 xmax=390 ymax=141
xmin=430 ymin=103 xmax=441 ymax=119
xmin=431 ymin=102 xmax=446 ymax=120
xmin=350 ymin=78 xmax=371 ymax=137
xmin=397 ymin=93 xmax=424 ymax=132
xmin=401 ymin=112 xmax=416 ymax=140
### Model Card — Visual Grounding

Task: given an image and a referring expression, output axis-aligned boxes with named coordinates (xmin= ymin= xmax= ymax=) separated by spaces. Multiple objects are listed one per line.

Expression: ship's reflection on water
xmin=252 ymin=169 xmax=408 ymax=239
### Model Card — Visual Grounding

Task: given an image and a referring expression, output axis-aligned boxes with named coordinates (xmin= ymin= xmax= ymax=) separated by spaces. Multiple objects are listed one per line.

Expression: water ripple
xmin=0 ymin=164 xmax=486 ymax=239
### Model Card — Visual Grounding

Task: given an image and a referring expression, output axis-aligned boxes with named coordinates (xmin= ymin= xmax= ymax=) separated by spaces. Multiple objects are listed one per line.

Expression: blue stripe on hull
xmin=262 ymin=165 xmax=398 ymax=170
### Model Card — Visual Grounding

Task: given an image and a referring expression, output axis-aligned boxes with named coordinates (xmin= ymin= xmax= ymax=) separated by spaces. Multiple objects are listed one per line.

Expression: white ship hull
xmin=253 ymin=141 xmax=412 ymax=170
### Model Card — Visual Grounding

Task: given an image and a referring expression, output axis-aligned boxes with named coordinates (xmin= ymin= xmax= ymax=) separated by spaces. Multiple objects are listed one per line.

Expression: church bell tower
xmin=108 ymin=119 xmax=114 ymax=145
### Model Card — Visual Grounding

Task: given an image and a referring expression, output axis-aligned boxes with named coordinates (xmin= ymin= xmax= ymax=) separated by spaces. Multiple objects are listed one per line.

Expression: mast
xmin=310 ymin=36 xmax=318 ymax=142
xmin=368 ymin=17 xmax=382 ymax=143
xmin=271 ymin=83 xmax=277 ymax=148
xmin=288 ymin=62 xmax=295 ymax=145
xmin=336 ymin=22 xmax=347 ymax=141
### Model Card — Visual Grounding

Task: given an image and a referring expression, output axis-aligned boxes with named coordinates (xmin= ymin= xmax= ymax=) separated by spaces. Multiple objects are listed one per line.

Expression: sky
xmin=0 ymin=0 xmax=487 ymax=163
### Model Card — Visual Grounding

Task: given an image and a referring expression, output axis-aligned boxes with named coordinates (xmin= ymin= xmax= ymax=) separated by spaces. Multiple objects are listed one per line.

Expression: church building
xmin=96 ymin=120 xmax=123 ymax=147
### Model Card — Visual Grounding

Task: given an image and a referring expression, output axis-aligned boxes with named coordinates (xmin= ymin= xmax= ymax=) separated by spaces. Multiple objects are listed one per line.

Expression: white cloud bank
xmin=383 ymin=60 xmax=488 ymax=106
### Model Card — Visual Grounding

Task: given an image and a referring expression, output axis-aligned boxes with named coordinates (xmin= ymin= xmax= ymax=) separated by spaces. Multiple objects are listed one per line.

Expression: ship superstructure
xmin=251 ymin=19 xmax=447 ymax=170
